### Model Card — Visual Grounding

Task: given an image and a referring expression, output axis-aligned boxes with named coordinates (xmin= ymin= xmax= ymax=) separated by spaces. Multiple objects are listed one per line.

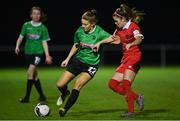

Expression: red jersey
xmin=114 ymin=20 xmax=143 ymax=55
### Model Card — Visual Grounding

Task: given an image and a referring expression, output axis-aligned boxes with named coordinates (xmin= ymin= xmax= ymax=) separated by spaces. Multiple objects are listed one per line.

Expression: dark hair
xmin=131 ymin=7 xmax=145 ymax=24
xmin=113 ymin=4 xmax=145 ymax=24
xmin=82 ymin=9 xmax=98 ymax=24
xmin=30 ymin=6 xmax=47 ymax=22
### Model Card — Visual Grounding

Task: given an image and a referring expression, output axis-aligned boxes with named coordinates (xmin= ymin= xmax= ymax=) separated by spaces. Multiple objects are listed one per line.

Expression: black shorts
xmin=67 ymin=57 xmax=99 ymax=78
xmin=25 ymin=54 xmax=43 ymax=66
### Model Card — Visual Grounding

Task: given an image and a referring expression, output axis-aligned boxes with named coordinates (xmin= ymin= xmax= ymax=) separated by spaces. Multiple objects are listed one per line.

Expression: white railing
xmin=1 ymin=44 xmax=180 ymax=67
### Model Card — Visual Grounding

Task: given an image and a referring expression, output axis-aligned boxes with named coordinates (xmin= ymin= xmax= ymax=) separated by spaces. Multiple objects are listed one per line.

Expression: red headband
xmin=113 ymin=8 xmax=123 ymax=18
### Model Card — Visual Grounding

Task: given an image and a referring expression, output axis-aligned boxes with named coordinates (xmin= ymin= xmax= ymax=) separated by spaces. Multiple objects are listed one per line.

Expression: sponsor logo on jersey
xmin=80 ymin=42 xmax=94 ymax=49
xmin=91 ymin=35 xmax=96 ymax=40
xmin=27 ymin=34 xmax=40 ymax=40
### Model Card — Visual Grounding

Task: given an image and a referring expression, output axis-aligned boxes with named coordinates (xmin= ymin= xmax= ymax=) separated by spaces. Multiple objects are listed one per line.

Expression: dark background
xmin=0 ymin=0 xmax=180 ymax=67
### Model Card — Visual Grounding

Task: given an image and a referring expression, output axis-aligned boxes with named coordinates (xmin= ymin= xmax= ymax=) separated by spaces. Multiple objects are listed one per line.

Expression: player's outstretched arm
xmin=61 ymin=43 xmax=78 ymax=67
xmin=126 ymin=36 xmax=142 ymax=50
xmin=93 ymin=36 xmax=120 ymax=52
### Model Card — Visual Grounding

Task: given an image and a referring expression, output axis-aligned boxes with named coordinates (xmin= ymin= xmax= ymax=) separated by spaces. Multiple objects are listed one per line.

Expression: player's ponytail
xmin=91 ymin=9 xmax=97 ymax=16
xmin=82 ymin=9 xmax=98 ymax=24
xmin=131 ymin=8 xmax=145 ymax=24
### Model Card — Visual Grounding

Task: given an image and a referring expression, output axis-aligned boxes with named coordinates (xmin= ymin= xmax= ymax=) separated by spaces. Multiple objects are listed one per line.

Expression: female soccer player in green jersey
xmin=56 ymin=9 xmax=111 ymax=116
xmin=15 ymin=6 xmax=52 ymax=103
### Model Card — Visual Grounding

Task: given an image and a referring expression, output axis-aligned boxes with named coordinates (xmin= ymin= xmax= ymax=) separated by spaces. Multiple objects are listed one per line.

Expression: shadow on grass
xmin=85 ymin=108 xmax=126 ymax=114
xmin=69 ymin=108 xmax=169 ymax=117
xmin=70 ymin=108 xmax=126 ymax=116
xmin=136 ymin=109 xmax=169 ymax=116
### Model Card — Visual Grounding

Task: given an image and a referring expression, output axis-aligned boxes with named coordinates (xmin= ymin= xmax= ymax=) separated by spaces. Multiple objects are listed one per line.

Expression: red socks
xmin=108 ymin=79 xmax=125 ymax=95
xmin=122 ymin=80 xmax=138 ymax=99
xmin=122 ymin=79 xmax=138 ymax=113
xmin=108 ymin=79 xmax=139 ymax=113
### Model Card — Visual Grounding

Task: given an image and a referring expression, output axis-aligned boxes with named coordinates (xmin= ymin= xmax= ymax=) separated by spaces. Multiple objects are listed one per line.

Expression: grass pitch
xmin=0 ymin=66 xmax=180 ymax=120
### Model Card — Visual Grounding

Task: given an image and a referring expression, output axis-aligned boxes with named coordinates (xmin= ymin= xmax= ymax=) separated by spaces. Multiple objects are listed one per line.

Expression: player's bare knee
xmin=27 ymin=72 xmax=34 ymax=80
xmin=73 ymin=82 xmax=83 ymax=90
xmin=57 ymin=80 xmax=65 ymax=88
xmin=57 ymin=81 xmax=62 ymax=88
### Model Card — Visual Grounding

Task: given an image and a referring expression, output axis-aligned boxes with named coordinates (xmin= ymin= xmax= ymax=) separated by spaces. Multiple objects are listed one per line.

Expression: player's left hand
xmin=111 ymin=35 xmax=121 ymax=44
xmin=15 ymin=46 xmax=20 ymax=55
xmin=126 ymin=43 xmax=133 ymax=50
xmin=45 ymin=55 xmax=53 ymax=64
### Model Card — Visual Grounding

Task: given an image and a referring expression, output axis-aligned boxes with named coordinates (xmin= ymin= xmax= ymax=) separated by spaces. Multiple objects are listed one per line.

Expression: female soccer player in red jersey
xmin=94 ymin=4 xmax=145 ymax=117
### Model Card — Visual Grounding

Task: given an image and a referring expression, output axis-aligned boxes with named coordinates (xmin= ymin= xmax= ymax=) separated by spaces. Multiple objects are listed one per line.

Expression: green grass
xmin=0 ymin=66 xmax=180 ymax=120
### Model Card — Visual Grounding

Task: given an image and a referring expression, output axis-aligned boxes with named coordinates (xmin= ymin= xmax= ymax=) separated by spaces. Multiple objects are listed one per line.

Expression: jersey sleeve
xmin=19 ymin=23 xmax=27 ymax=39
xmin=74 ymin=28 xmax=81 ymax=44
xmin=132 ymin=24 xmax=144 ymax=39
xmin=41 ymin=26 xmax=50 ymax=41
xmin=99 ymin=29 xmax=111 ymax=40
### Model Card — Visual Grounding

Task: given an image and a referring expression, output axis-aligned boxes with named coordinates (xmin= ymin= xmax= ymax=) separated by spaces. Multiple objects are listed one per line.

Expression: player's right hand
xmin=93 ymin=42 xmax=101 ymax=52
xmin=15 ymin=47 xmax=20 ymax=55
xmin=61 ymin=60 xmax=68 ymax=67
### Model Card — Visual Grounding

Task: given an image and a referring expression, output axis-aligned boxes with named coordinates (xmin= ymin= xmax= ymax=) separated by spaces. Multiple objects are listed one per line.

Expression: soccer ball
xmin=34 ymin=103 xmax=50 ymax=117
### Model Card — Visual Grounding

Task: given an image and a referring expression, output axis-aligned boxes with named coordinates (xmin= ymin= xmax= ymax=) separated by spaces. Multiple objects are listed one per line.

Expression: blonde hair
xmin=82 ymin=9 xmax=98 ymax=24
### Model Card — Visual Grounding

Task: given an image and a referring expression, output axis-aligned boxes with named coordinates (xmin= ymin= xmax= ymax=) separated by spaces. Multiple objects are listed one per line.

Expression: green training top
xmin=19 ymin=21 xmax=50 ymax=54
xmin=74 ymin=25 xmax=110 ymax=65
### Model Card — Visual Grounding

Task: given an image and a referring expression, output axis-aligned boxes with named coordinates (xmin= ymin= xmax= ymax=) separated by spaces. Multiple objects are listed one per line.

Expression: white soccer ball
xmin=34 ymin=103 xmax=50 ymax=117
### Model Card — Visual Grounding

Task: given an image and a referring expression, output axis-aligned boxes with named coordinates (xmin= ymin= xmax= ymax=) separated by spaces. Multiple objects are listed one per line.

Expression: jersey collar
xmin=88 ymin=25 xmax=96 ymax=34
xmin=31 ymin=21 xmax=42 ymax=27
xmin=123 ymin=20 xmax=131 ymax=30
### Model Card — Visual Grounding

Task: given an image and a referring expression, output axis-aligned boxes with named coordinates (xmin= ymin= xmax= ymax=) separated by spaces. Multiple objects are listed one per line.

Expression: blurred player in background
xmin=15 ymin=6 xmax=52 ymax=103
xmin=56 ymin=9 xmax=111 ymax=116
xmin=93 ymin=4 xmax=145 ymax=117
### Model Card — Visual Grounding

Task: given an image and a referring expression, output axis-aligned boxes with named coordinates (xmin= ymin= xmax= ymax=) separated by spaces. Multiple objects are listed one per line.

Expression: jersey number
xmin=34 ymin=56 xmax=41 ymax=65
xmin=88 ymin=67 xmax=97 ymax=76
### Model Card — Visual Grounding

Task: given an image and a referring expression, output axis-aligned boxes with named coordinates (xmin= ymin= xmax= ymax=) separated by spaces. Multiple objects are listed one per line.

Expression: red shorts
xmin=116 ymin=53 xmax=141 ymax=73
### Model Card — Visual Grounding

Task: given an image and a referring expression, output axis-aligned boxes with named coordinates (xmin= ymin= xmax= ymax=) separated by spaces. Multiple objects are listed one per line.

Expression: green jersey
xmin=19 ymin=21 xmax=50 ymax=54
xmin=74 ymin=25 xmax=110 ymax=65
